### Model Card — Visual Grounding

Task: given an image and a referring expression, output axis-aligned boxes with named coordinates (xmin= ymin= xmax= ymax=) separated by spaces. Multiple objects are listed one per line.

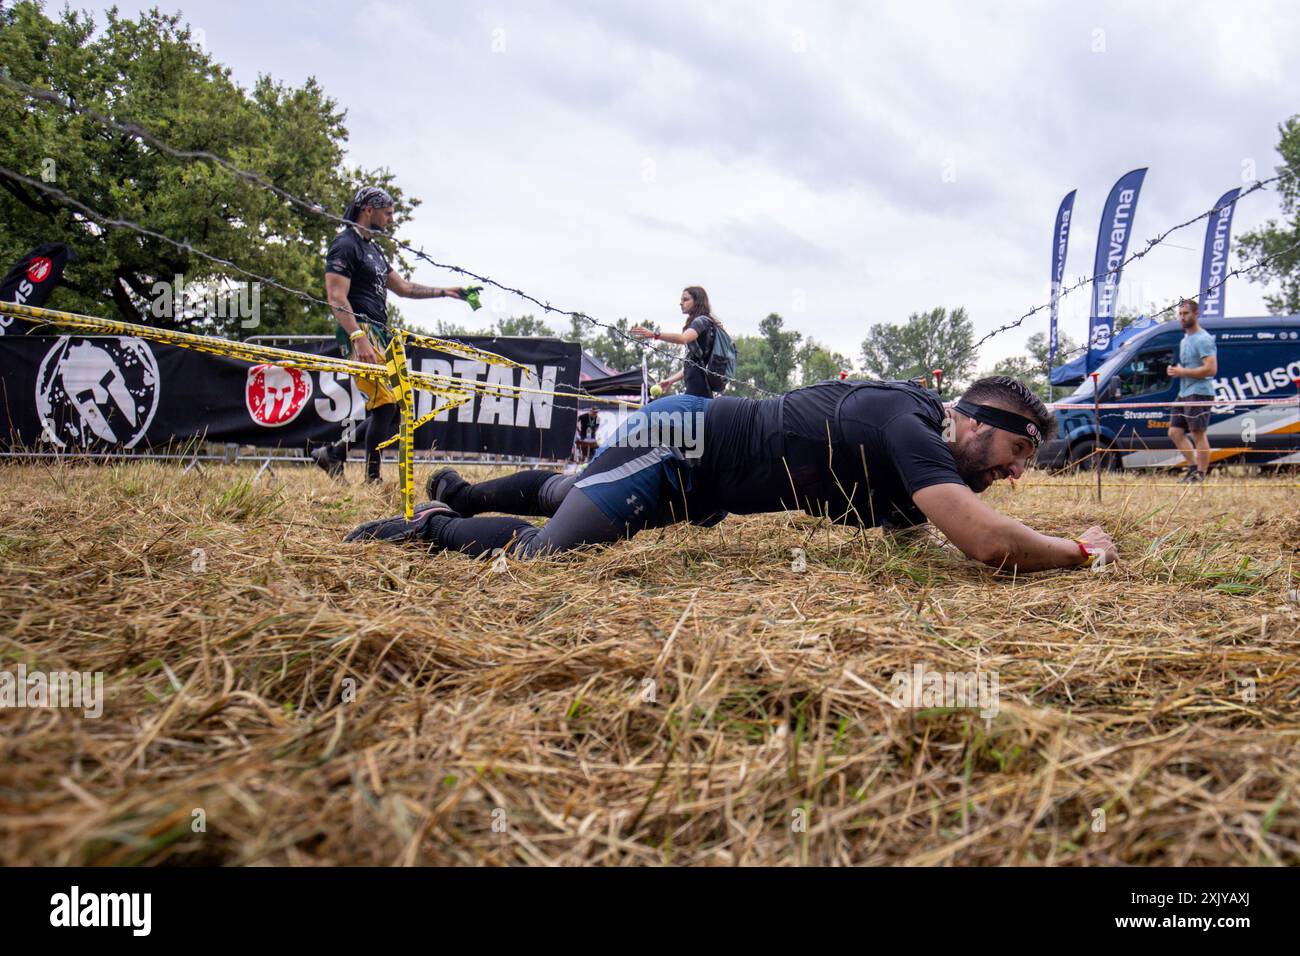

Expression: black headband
xmin=954 ymin=400 xmax=1043 ymax=448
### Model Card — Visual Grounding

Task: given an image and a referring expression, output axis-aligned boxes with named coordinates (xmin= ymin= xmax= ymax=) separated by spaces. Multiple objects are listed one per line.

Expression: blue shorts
xmin=574 ymin=394 xmax=720 ymax=527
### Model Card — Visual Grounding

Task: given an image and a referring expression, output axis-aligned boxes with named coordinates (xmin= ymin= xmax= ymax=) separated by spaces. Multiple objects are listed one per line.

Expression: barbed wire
xmin=1040 ymin=229 xmax=1300 ymax=383
xmin=2 ymin=72 xmax=1288 ymax=396
xmin=0 ymin=164 xmax=648 ymax=418
xmin=1 ymin=74 xmax=776 ymax=398
xmin=0 ymin=164 xmax=381 ymax=329
xmin=0 ymin=164 xmax=528 ymax=385
xmin=958 ymin=177 xmax=1281 ymax=366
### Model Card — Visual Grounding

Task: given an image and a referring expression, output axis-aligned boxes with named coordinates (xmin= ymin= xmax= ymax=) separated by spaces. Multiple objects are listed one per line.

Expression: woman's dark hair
xmin=959 ymin=376 xmax=1057 ymax=441
xmin=681 ymin=286 xmax=721 ymax=330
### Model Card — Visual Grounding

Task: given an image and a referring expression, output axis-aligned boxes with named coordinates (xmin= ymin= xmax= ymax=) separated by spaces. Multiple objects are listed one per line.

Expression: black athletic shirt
xmin=693 ymin=379 xmax=967 ymax=528
xmin=681 ymin=315 xmax=716 ymax=397
xmin=325 ymin=225 xmax=391 ymax=326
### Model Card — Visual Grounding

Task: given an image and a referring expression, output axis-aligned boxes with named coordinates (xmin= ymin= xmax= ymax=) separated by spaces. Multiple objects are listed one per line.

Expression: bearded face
xmin=951 ymin=427 xmax=999 ymax=493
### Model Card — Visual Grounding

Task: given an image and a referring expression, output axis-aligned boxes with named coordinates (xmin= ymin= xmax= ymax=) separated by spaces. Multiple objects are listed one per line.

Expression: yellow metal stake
xmin=384 ymin=333 xmax=418 ymax=520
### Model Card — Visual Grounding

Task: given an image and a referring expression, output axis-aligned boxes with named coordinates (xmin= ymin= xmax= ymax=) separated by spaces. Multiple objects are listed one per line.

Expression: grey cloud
xmin=629 ymin=211 xmax=841 ymax=269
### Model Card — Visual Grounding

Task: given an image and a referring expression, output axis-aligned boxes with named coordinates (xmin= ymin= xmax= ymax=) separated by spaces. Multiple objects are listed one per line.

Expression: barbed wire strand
xmin=1 ymin=73 xmax=1287 ymax=392
xmin=1043 ymin=229 xmax=1300 ymax=383
xmin=0 ymin=74 xmax=776 ymax=398
xmin=959 ymin=177 xmax=1280 ymax=365
xmin=0 ymin=165 xmax=647 ymax=418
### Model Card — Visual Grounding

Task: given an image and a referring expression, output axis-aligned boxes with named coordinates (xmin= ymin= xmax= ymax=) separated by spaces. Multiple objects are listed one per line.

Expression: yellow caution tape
xmin=382 ymin=334 xmax=419 ymax=519
xmin=0 ymin=301 xmax=381 ymax=378
xmin=407 ymin=368 xmax=640 ymax=408
xmin=396 ymin=329 xmax=528 ymax=371
xmin=374 ymin=394 xmax=474 ymax=451
xmin=0 ymin=301 xmax=640 ymax=516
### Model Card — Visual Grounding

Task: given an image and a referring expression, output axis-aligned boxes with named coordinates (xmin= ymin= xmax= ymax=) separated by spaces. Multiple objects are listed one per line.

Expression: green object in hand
xmin=462 ymin=286 xmax=483 ymax=311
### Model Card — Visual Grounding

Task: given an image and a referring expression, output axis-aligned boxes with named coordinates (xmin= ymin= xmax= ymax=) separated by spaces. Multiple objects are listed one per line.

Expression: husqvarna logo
xmin=1089 ymin=324 xmax=1112 ymax=352
xmin=246 ymin=364 xmax=312 ymax=426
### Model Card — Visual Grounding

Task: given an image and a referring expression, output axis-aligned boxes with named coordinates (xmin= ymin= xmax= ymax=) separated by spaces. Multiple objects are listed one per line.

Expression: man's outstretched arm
xmin=912 ymin=483 xmax=1116 ymax=571
xmin=386 ymin=273 xmax=466 ymax=300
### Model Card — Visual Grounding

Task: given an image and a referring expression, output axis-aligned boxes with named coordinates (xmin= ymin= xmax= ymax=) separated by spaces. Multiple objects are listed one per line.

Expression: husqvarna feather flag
xmin=1049 ymin=190 xmax=1076 ymax=374
xmin=1198 ymin=188 xmax=1240 ymax=320
xmin=1088 ymin=168 xmax=1147 ymax=372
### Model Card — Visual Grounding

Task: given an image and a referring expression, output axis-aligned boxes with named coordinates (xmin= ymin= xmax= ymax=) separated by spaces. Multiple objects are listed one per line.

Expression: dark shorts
xmin=572 ymin=394 xmax=724 ymax=529
xmin=573 ymin=443 xmax=687 ymax=528
xmin=1169 ymin=399 xmax=1210 ymax=433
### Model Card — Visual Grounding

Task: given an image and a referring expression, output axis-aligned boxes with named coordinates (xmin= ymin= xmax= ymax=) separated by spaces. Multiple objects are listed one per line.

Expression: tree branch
xmin=0 ymin=176 xmax=59 ymax=215
xmin=110 ymin=272 xmax=146 ymax=326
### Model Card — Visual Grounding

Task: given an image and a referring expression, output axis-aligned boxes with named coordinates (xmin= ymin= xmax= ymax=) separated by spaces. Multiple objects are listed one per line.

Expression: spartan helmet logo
xmin=27 ymin=257 xmax=53 ymax=283
xmin=246 ymin=364 xmax=312 ymax=426
xmin=35 ymin=337 xmax=160 ymax=448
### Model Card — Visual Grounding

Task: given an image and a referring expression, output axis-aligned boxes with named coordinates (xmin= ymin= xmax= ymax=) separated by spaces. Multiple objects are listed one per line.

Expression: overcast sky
xmin=81 ymin=0 xmax=1300 ymax=367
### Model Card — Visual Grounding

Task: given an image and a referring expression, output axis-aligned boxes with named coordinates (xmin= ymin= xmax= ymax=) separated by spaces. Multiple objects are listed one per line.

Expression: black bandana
xmin=344 ymin=186 xmax=395 ymax=223
xmin=954 ymin=400 xmax=1043 ymax=448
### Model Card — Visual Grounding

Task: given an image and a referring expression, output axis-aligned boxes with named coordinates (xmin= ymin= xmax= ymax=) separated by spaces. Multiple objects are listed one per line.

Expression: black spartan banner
xmin=0 ymin=334 xmax=581 ymax=459
xmin=0 ymin=243 xmax=75 ymax=335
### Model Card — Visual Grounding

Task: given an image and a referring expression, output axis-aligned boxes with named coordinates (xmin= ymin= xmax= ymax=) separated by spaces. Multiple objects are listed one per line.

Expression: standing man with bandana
xmin=312 ymin=186 xmax=472 ymax=482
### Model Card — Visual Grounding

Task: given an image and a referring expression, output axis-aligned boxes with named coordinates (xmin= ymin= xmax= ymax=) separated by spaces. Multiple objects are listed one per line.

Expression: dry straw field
xmin=1 ymin=460 xmax=1297 ymax=866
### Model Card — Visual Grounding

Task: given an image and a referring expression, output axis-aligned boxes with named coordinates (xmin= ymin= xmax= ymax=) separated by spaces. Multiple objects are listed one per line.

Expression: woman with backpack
xmin=631 ymin=286 xmax=731 ymax=397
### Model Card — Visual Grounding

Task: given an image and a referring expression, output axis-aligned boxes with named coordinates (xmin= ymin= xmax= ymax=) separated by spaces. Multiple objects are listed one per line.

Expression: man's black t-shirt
xmin=694 ymin=380 xmax=967 ymax=528
xmin=325 ymin=226 xmax=391 ymax=326
xmin=681 ymin=315 xmax=716 ymax=397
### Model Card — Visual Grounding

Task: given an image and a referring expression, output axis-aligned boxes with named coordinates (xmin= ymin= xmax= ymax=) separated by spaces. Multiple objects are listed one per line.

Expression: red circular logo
xmin=246 ymin=364 xmax=313 ymax=427
xmin=27 ymin=257 xmax=53 ymax=283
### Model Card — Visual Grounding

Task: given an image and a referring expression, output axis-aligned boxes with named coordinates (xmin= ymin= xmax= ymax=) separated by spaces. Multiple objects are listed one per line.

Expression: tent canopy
xmin=580 ymin=368 xmax=644 ymax=396
xmin=580 ymin=351 xmax=617 ymax=382
xmin=1050 ymin=315 xmax=1154 ymax=385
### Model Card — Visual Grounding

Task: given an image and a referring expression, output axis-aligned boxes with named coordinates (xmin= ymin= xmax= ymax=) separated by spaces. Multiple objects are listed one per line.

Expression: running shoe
xmin=344 ymin=500 xmax=460 ymax=544
xmin=425 ymin=467 xmax=469 ymax=506
xmin=311 ymin=445 xmax=345 ymax=479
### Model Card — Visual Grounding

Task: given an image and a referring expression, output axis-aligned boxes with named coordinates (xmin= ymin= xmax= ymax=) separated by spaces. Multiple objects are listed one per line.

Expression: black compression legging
xmin=441 ymin=469 xmax=575 ymax=517
xmin=363 ymin=403 xmax=399 ymax=481
xmin=427 ymin=469 xmax=676 ymax=558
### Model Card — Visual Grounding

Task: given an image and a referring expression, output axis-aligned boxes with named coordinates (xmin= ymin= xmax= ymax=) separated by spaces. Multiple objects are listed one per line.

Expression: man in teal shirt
xmin=1166 ymin=298 xmax=1219 ymax=483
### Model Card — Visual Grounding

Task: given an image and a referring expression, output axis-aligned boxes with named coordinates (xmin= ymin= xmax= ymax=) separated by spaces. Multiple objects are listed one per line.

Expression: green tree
xmin=494 ymin=314 xmax=556 ymax=337
xmin=1113 ymin=306 xmax=1151 ymax=334
xmin=0 ymin=2 xmax=408 ymax=337
xmin=569 ymin=316 xmax=674 ymax=383
xmin=430 ymin=319 xmax=477 ymax=338
xmin=760 ymin=313 xmax=802 ymax=391
xmin=978 ymin=330 xmax=1079 ymax=401
xmin=859 ymin=306 xmax=975 ymax=386
xmin=563 ymin=315 xmax=594 ymax=349
xmin=731 ymin=315 xmax=804 ymax=394
xmin=732 ymin=335 xmax=769 ymax=394
xmin=796 ymin=337 xmax=851 ymax=386
xmin=1239 ymin=115 xmax=1300 ymax=313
